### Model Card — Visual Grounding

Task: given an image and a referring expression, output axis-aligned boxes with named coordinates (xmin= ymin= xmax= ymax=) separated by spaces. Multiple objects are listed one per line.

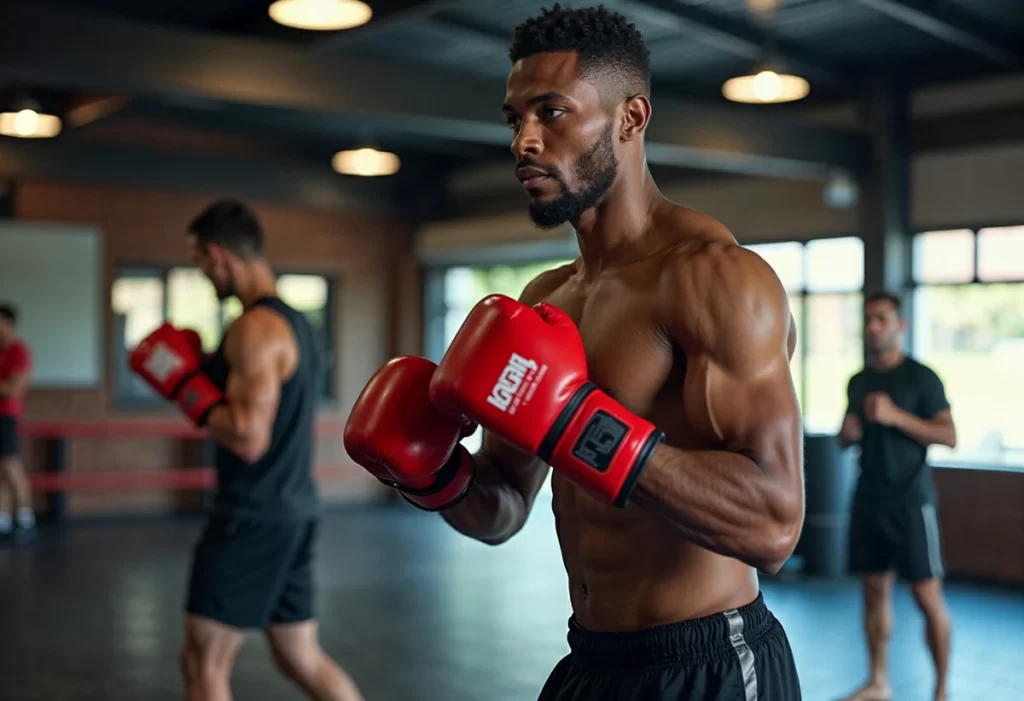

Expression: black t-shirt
xmin=846 ymin=357 xmax=950 ymax=506
xmin=204 ymin=296 xmax=321 ymax=520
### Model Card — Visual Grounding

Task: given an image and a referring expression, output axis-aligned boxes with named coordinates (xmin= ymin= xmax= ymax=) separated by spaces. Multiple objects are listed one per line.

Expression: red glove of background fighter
xmin=343 ymin=356 xmax=474 ymax=511
xmin=430 ymin=295 xmax=664 ymax=508
xmin=129 ymin=323 xmax=223 ymax=426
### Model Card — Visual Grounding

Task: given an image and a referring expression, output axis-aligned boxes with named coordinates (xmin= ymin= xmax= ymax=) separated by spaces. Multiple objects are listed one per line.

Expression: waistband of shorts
xmin=566 ymin=591 xmax=778 ymax=669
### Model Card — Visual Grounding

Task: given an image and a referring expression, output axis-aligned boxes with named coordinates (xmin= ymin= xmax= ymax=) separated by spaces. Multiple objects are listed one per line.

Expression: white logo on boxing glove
xmin=143 ymin=343 xmax=185 ymax=383
xmin=487 ymin=352 xmax=538 ymax=413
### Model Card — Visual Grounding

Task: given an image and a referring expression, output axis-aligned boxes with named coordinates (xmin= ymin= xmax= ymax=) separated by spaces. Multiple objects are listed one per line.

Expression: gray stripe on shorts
xmin=922 ymin=503 xmax=945 ymax=579
xmin=723 ymin=607 xmax=758 ymax=701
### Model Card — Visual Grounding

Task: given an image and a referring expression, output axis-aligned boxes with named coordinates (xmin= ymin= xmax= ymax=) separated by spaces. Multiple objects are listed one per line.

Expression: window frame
xmin=910 ymin=225 xmax=1024 ymax=471
xmin=424 ymin=236 xmax=866 ymax=434
xmin=741 ymin=235 xmax=865 ymax=434
xmin=422 ymin=256 xmax=580 ymax=363
xmin=110 ymin=262 xmax=338 ymax=410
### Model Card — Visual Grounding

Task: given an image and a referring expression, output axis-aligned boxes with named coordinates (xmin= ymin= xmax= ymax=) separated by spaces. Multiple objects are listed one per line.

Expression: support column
xmin=859 ymin=83 xmax=914 ymax=334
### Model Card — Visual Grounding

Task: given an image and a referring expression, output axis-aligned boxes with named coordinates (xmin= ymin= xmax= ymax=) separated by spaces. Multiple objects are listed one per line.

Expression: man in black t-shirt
xmin=837 ymin=291 xmax=958 ymax=701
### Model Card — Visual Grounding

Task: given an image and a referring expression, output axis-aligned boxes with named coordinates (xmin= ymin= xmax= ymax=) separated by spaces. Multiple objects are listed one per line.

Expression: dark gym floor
xmin=2 ymin=499 xmax=1022 ymax=701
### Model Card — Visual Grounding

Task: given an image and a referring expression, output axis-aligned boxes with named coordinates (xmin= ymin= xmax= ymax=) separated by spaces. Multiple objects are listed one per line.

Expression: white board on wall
xmin=0 ymin=221 xmax=103 ymax=387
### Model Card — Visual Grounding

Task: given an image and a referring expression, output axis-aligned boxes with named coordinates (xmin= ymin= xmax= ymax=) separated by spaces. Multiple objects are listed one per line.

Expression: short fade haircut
xmin=0 ymin=303 xmax=16 ymax=324
xmin=509 ymin=4 xmax=651 ymax=100
xmin=865 ymin=290 xmax=902 ymax=317
xmin=188 ymin=199 xmax=263 ymax=258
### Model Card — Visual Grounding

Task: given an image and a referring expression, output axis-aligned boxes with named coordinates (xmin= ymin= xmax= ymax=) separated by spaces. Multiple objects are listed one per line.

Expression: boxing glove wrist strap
xmin=384 ymin=445 xmax=475 ymax=512
xmin=175 ymin=372 xmax=224 ymax=427
xmin=542 ymin=383 xmax=664 ymax=508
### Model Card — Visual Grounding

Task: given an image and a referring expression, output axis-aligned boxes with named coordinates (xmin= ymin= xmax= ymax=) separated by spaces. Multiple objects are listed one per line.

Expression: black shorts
xmin=186 ymin=515 xmax=318 ymax=629
xmin=848 ymin=497 xmax=945 ymax=582
xmin=538 ymin=593 xmax=801 ymax=701
xmin=0 ymin=415 xmax=19 ymax=458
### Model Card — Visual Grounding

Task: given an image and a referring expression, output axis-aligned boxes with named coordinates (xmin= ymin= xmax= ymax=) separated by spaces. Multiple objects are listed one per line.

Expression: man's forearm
xmin=893 ymin=410 xmax=956 ymax=449
xmin=631 ymin=445 xmax=801 ymax=573
xmin=441 ymin=455 xmax=529 ymax=545
xmin=205 ymin=404 xmax=269 ymax=463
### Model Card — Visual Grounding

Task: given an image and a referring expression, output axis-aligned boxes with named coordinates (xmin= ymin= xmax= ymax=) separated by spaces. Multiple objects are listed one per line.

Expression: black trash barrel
xmin=799 ymin=434 xmax=859 ymax=577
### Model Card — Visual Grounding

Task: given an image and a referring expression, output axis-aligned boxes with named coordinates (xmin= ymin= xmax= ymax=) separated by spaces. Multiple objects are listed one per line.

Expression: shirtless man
xmin=344 ymin=5 xmax=804 ymax=699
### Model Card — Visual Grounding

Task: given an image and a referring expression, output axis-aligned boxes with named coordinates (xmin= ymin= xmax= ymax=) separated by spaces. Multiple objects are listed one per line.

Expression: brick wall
xmin=934 ymin=469 xmax=1024 ymax=585
xmin=15 ymin=181 xmax=415 ymax=516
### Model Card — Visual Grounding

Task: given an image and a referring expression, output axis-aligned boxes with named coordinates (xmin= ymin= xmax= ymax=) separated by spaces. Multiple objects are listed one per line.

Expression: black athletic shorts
xmin=538 ymin=592 xmax=801 ymax=701
xmin=0 ymin=415 xmax=19 ymax=459
xmin=848 ymin=497 xmax=945 ymax=582
xmin=186 ymin=514 xmax=318 ymax=629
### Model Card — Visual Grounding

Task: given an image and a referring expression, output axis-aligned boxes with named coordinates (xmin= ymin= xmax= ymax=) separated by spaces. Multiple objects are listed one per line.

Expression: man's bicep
xmin=686 ymin=355 xmax=802 ymax=462
xmin=919 ymin=371 xmax=951 ymax=419
xmin=224 ymin=321 xmax=282 ymax=424
xmin=845 ymin=377 xmax=861 ymax=418
xmin=676 ymin=255 xmax=801 ymax=461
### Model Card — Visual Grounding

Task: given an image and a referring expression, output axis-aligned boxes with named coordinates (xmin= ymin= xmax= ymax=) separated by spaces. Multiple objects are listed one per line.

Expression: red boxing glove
xmin=129 ymin=323 xmax=224 ymax=426
xmin=344 ymin=356 xmax=474 ymax=511
xmin=431 ymin=295 xmax=664 ymax=508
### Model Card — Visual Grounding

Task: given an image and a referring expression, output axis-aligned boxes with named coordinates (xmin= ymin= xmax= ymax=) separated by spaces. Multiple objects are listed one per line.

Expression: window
xmin=111 ymin=266 xmax=336 ymax=404
xmin=745 ymin=237 xmax=864 ymax=435
xmin=912 ymin=227 xmax=1024 ymax=468
xmin=427 ymin=259 xmax=574 ymax=456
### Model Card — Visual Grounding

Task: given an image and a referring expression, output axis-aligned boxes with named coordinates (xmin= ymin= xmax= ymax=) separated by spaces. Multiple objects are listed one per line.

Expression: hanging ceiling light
xmin=722 ymin=68 xmax=809 ymax=104
xmin=0 ymin=105 xmax=62 ymax=139
xmin=332 ymin=148 xmax=401 ymax=177
xmin=269 ymin=0 xmax=372 ymax=31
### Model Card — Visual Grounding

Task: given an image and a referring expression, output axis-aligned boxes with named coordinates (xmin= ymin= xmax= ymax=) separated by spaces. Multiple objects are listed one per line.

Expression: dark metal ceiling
xmin=0 ymin=0 xmax=1021 ymax=213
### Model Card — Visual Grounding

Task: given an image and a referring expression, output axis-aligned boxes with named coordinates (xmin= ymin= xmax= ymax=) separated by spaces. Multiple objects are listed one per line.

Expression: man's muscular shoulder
xmin=224 ymin=306 xmax=297 ymax=374
xmin=518 ymin=259 xmax=578 ymax=305
xmin=656 ymin=220 xmax=791 ymax=373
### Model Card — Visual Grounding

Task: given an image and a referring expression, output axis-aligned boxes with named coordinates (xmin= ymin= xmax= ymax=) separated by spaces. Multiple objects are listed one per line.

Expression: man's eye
xmin=506 ymin=117 xmax=521 ymax=131
xmin=543 ymin=107 xmax=566 ymax=120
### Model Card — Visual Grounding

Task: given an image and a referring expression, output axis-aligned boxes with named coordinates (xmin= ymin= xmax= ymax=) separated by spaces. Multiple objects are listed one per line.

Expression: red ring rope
xmin=21 ymin=417 xmax=345 ymax=439
xmin=29 ymin=464 xmax=368 ymax=492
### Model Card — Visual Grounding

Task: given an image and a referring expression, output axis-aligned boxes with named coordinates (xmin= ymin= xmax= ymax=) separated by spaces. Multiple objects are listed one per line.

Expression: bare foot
xmin=838 ymin=681 xmax=893 ymax=701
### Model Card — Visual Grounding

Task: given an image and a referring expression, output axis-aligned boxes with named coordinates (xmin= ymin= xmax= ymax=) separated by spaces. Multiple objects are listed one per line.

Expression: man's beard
xmin=525 ymin=123 xmax=617 ymax=229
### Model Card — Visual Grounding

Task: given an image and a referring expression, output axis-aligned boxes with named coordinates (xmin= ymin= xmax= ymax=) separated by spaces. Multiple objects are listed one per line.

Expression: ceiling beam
xmin=853 ymin=0 xmax=1022 ymax=67
xmin=628 ymin=0 xmax=848 ymax=85
xmin=0 ymin=2 xmax=866 ymax=180
xmin=0 ymin=139 xmax=402 ymax=213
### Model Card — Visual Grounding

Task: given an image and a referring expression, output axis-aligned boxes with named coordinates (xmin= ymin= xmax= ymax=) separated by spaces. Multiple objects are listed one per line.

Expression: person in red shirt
xmin=0 ymin=303 xmax=35 ymax=544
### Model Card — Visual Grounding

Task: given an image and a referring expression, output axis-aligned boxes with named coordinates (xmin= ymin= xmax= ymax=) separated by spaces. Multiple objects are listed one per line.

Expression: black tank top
xmin=204 ymin=296 xmax=320 ymax=519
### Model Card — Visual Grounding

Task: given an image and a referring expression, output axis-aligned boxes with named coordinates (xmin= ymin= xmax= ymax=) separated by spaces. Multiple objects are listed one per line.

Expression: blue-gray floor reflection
xmin=1 ymin=499 xmax=1021 ymax=700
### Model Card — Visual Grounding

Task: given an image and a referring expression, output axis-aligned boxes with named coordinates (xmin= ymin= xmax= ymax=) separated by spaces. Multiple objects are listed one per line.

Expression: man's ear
xmin=204 ymin=241 xmax=229 ymax=266
xmin=620 ymin=94 xmax=652 ymax=142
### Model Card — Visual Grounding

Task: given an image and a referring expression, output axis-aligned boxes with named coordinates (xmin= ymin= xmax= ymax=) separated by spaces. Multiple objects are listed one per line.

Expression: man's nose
xmin=511 ymin=120 xmax=543 ymax=159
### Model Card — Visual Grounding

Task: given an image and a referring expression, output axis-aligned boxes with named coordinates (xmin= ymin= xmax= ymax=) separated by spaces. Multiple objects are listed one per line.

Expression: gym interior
xmin=0 ymin=1 xmax=1022 ymax=700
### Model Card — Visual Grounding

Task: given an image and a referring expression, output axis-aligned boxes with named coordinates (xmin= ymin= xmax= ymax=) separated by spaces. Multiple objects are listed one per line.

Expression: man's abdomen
xmin=554 ymin=477 xmax=760 ymax=632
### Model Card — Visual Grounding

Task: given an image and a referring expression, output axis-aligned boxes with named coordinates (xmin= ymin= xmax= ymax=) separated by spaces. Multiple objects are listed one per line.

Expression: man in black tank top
xmin=130 ymin=200 xmax=363 ymax=701
xmin=836 ymin=292 xmax=958 ymax=701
